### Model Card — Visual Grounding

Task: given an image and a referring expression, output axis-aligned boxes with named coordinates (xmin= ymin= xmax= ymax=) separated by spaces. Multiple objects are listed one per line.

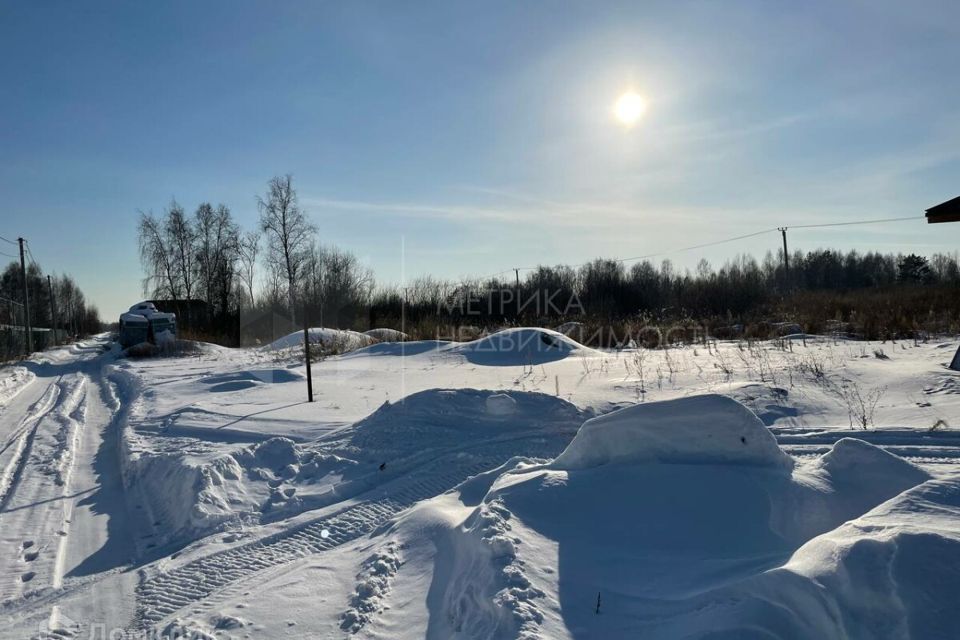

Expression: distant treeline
xmin=136 ymin=175 xmax=960 ymax=346
xmin=0 ymin=261 xmax=101 ymax=359
xmin=370 ymin=251 xmax=960 ymax=342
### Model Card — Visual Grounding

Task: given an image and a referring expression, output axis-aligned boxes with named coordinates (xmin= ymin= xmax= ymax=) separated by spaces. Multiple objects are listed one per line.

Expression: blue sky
xmin=2 ymin=1 xmax=959 ymax=319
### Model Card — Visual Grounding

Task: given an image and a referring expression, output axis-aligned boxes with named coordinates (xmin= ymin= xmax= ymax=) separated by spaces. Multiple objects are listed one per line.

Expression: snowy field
xmin=1 ymin=328 xmax=959 ymax=639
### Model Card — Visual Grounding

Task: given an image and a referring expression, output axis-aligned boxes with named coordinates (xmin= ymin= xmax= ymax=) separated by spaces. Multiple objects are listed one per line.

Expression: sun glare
xmin=613 ymin=91 xmax=647 ymax=126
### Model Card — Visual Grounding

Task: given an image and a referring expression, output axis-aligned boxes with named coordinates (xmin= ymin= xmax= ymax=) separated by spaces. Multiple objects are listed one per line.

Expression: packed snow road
xmin=0 ymin=338 xmax=138 ymax=638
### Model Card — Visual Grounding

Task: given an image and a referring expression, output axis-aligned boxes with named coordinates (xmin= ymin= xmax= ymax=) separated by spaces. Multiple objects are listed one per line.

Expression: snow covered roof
xmin=119 ymin=312 xmax=149 ymax=325
xmin=124 ymin=301 xmax=175 ymax=321
xmin=129 ymin=301 xmax=158 ymax=313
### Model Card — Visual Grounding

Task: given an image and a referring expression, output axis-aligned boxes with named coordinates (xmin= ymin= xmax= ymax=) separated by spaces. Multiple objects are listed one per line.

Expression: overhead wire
xmin=579 ymin=228 xmax=779 ymax=269
xmin=784 ymin=215 xmax=923 ymax=230
xmin=482 ymin=213 xmax=931 ymax=280
xmin=24 ymin=240 xmax=39 ymax=267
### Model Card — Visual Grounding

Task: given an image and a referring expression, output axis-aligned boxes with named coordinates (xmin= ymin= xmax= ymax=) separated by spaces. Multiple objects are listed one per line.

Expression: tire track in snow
xmin=51 ymin=375 xmax=90 ymax=591
xmin=132 ymin=438 xmax=566 ymax=631
xmin=0 ymin=375 xmax=88 ymax=605
xmin=775 ymin=430 xmax=960 ymax=462
xmin=0 ymin=380 xmax=62 ymax=512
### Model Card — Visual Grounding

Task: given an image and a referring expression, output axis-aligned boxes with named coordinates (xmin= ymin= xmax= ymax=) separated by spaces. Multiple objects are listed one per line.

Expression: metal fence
xmin=0 ymin=295 xmax=68 ymax=361
xmin=0 ymin=325 xmax=69 ymax=362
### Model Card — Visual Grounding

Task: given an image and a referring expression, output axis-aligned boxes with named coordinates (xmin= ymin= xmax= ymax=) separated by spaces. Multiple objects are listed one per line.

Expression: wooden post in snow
xmin=302 ymin=303 xmax=314 ymax=402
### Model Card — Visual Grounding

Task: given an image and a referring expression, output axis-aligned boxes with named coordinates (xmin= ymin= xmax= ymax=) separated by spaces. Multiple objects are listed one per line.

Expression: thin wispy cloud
xmin=301 ymin=197 xmax=515 ymax=224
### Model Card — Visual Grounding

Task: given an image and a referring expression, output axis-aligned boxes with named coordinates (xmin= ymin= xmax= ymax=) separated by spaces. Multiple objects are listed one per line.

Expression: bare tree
xmin=165 ymin=200 xmax=197 ymax=303
xmin=308 ymin=244 xmax=374 ymax=326
xmin=258 ymin=175 xmax=315 ymax=323
xmin=57 ymin=275 xmax=84 ymax=335
xmin=138 ymin=210 xmax=181 ymax=301
xmin=195 ymin=202 xmax=217 ymax=304
xmin=195 ymin=203 xmax=240 ymax=318
xmin=237 ymin=230 xmax=261 ymax=306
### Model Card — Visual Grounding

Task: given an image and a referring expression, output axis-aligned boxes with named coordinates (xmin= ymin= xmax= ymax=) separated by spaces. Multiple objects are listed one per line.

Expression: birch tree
xmin=237 ymin=230 xmax=261 ymax=306
xmin=258 ymin=175 xmax=314 ymax=323
xmin=138 ymin=210 xmax=181 ymax=301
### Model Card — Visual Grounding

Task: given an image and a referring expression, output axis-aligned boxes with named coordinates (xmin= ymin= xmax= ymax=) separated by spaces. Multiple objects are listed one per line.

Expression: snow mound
xmin=795 ymin=437 xmax=932 ymax=532
xmin=554 ymin=394 xmax=791 ymax=470
xmin=124 ymin=437 xmax=362 ymax=545
xmin=199 ymin=368 xmax=303 ymax=392
xmin=371 ymin=436 xmax=932 ymax=639
xmin=343 ymin=340 xmax=451 ymax=358
xmin=266 ymin=328 xmax=376 ymax=352
xmin=819 ymin=436 xmax=918 ymax=474
xmin=364 ymin=328 xmax=408 ymax=342
xmin=448 ymin=327 xmax=595 ymax=366
xmin=322 ymin=388 xmax=587 ymax=463
xmin=125 ymin=390 xmax=586 ymax=548
xmin=698 ymin=476 xmax=960 ymax=640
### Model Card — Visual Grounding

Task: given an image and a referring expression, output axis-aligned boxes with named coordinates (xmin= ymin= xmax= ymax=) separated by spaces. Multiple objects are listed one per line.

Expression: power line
xmin=610 ymin=228 xmax=779 ymax=267
xmin=24 ymin=240 xmax=39 ymax=267
xmin=480 ymin=213 xmax=931 ymax=281
xmin=475 ymin=269 xmax=513 ymax=282
xmin=785 ymin=215 xmax=923 ymax=230
xmin=0 ymin=250 xmax=18 ymax=260
xmin=0 ymin=234 xmax=16 ymax=245
xmin=508 ymin=228 xmax=779 ymax=273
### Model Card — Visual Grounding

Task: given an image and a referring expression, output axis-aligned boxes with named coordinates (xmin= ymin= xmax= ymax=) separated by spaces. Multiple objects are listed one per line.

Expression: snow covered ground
xmin=0 ymin=329 xmax=959 ymax=639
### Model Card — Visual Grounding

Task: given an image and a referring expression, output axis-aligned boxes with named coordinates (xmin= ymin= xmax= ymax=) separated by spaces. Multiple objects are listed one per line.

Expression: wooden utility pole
xmin=778 ymin=227 xmax=789 ymax=288
xmin=47 ymin=274 xmax=59 ymax=346
xmin=778 ymin=227 xmax=789 ymax=273
xmin=17 ymin=238 xmax=32 ymax=354
xmin=514 ymin=268 xmax=521 ymax=316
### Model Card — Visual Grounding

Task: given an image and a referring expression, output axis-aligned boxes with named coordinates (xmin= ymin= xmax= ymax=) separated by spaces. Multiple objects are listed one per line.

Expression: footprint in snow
xmin=21 ymin=572 xmax=35 ymax=582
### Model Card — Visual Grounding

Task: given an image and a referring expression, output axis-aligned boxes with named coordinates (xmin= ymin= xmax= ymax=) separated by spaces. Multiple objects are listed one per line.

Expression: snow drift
xmin=765 ymin=476 xmax=960 ymax=639
xmin=122 ymin=437 xmax=362 ymax=546
xmin=348 ymin=394 xmax=936 ymax=639
xmin=343 ymin=339 xmax=451 ymax=358
xmin=266 ymin=328 xmax=375 ymax=352
xmin=448 ymin=328 xmax=595 ymax=366
xmin=363 ymin=328 xmax=408 ymax=342
xmin=122 ymin=389 xmax=588 ymax=548
xmin=322 ymin=388 xmax=587 ymax=464
xmin=553 ymin=393 xmax=791 ymax=469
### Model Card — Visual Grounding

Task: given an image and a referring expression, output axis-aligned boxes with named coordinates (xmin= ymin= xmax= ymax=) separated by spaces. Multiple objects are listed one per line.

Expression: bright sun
xmin=613 ymin=91 xmax=647 ymax=126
